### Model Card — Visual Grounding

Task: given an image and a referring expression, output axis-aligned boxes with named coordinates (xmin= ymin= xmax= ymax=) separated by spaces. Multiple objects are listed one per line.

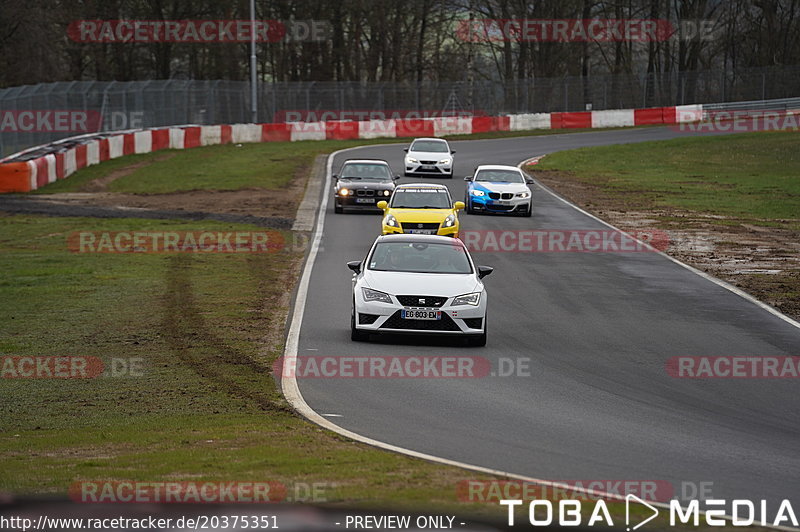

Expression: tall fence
xmin=1 ymin=65 xmax=799 ymax=157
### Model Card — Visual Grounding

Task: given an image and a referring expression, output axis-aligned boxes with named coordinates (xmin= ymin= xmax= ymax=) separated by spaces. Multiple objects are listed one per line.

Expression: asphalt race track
xmin=293 ymin=127 xmax=800 ymax=512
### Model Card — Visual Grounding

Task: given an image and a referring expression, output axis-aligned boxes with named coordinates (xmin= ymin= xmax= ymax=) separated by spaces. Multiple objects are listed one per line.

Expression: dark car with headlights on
xmin=333 ymin=159 xmax=398 ymax=213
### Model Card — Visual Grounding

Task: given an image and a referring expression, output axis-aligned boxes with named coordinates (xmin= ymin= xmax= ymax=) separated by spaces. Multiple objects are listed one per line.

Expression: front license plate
xmin=406 ymin=229 xmax=435 ymax=235
xmin=421 ymin=165 xmax=435 ymax=170
xmin=355 ymin=198 xmax=375 ymax=203
xmin=401 ymin=309 xmax=441 ymax=320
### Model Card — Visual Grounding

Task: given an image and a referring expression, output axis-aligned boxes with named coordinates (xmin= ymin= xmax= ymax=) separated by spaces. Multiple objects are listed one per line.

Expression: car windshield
xmin=475 ymin=169 xmax=525 ymax=183
xmin=410 ymin=140 xmax=448 ymax=153
xmin=340 ymin=163 xmax=392 ymax=180
xmin=390 ymin=188 xmax=451 ymax=209
xmin=368 ymin=241 xmax=472 ymax=274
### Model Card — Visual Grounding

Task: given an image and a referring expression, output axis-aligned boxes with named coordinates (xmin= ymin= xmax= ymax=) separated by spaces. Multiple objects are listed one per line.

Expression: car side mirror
xmin=376 ymin=200 xmax=388 ymax=210
xmin=347 ymin=261 xmax=362 ymax=273
xmin=525 ymin=177 xmax=535 ymax=184
xmin=451 ymin=150 xmax=456 ymax=154
xmin=463 ymin=176 xmax=473 ymax=181
xmin=332 ymin=174 xmax=338 ymax=180
xmin=477 ymin=265 xmax=493 ymax=279
xmin=403 ymin=148 xmax=408 ymax=153
xmin=393 ymin=175 xmax=400 ymax=181
xmin=453 ymin=201 xmax=465 ymax=211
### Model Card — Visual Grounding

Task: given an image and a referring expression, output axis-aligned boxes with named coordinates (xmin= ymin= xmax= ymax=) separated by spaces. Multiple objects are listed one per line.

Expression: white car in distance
xmin=403 ymin=138 xmax=455 ymax=178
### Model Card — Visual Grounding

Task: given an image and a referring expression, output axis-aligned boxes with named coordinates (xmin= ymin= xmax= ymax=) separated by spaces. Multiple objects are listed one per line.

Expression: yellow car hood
xmin=389 ymin=208 xmax=454 ymax=223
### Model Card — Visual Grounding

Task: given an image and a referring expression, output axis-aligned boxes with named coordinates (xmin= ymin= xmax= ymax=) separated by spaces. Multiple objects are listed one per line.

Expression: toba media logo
xmin=499 ymin=497 xmax=798 ymax=529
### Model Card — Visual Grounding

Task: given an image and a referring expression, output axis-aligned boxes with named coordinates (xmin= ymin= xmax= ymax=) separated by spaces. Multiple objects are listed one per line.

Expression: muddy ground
xmin=0 ymin=154 xmax=311 ymax=229
xmin=534 ymin=169 xmax=800 ymax=321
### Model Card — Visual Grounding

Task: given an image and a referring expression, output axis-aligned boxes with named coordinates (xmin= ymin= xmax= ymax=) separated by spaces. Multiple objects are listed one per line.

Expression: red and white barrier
xmin=0 ymin=104 xmax=707 ymax=193
xmin=432 ymin=116 xmax=473 ymax=137
xmin=676 ymin=104 xmax=703 ymax=123
xmin=358 ymin=119 xmax=396 ymax=139
xmin=593 ymin=109 xmax=635 ymax=128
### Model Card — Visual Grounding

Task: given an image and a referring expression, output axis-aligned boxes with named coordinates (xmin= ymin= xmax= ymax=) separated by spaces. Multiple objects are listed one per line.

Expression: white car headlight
xmin=363 ymin=287 xmax=392 ymax=304
xmin=384 ymin=214 xmax=400 ymax=227
xmin=452 ymin=292 xmax=481 ymax=306
xmin=339 ymin=188 xmax=350 ymax=196
xmin=382 ymin=190 xmax=391 ymax=196
xmin=406 ymin=157 xmax=419 ymax=164
xmin=442 ymin=213 xmax=456 ymax=228
xmin=439 ymin=158 xmax=451 ymax=165
xmin=516 ymin=191 xmax=531 ymax=198
xmin=470 ymin=189 xmax=485 ymax=197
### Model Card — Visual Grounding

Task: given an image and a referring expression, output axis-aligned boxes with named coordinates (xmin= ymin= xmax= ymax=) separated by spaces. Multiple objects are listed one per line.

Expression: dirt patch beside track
xmin=0 ymin=151 xmax=313 ymax=228
xmin=533 ymin=169 xmax=800 ymax=321
xmin=20 ymin=186 xmax=301 ymax=220
xmin=80 ymin=152 xmax=177 ymax=192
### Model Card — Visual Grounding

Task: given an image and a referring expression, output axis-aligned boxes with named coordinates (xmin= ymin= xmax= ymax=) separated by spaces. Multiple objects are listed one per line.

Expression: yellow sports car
xmin=377 ymin=183 xmax=465 ymax=237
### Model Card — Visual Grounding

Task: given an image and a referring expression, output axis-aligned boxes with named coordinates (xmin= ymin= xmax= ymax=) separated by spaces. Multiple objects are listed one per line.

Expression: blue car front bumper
xmin=468 ymin=194 xmax=530 ymax=214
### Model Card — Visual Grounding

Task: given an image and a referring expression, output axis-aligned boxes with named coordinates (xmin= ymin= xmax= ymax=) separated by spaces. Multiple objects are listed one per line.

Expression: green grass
xmin=534 ymin=131 xmax=800 ymax=223
xmin=32 ymin=125 xmax=658 ymax=195
xmin=0 ymin=213 xmax=500 ymax=510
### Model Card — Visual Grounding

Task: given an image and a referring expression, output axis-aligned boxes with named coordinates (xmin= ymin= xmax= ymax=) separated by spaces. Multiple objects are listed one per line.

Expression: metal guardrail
xmin=703 ymin=97 xmax=800 ymax=111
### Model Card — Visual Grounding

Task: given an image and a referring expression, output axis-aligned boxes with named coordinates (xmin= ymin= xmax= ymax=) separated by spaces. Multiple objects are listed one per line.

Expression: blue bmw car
xmin=463 ymin=165 xmax=534 ymax=216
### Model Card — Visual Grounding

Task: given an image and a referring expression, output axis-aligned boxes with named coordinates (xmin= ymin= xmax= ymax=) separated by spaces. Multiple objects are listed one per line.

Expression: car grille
xmin=402 ymin=222 xmax=440 ymax=230
xmin=488 ymin=192 xmax=514 ymax=200
xmin=396 ymin=295 xmax=448 ymax=307
xmin=463 ymin=318 xmax=483 ymax=329
xmin=358 ymin=313 xmax=379 ymax=325
xmin=420 ymin=160 xmax=438 ymax=165
xmin=380 ymin=310 xmax=461 ymax=331
xmin=486 ymin=204 xmax=514 ymax=211
xmin=356 ymin=189 xmax=375 ymax=197
xmin=415 ymin=167 xmax=444 ymax=173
